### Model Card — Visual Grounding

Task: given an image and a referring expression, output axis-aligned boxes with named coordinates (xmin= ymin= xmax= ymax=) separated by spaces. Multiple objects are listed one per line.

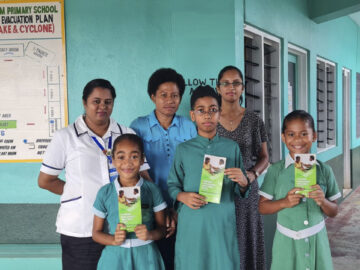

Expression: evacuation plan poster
xmin=0 ymin=0 xmax=67 ymax=162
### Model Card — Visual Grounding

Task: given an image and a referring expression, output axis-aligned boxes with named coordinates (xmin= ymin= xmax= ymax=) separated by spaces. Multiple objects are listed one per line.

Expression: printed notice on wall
xmin=0 ymin=0 xmax=67 ymax=162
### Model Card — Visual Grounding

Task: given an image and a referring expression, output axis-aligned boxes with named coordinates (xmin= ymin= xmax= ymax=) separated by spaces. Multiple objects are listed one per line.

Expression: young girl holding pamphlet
xmin=92 ymin=134 xmax=167 ymax=270
xmin=259 ymin=110 xmax=341 ymax=270
xmin=167 ymin=85 xmax=249 ymax=270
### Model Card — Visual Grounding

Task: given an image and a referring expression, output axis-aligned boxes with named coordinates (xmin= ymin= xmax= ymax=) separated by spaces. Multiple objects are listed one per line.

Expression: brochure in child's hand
xmin=294 ymin=153 xmax=316 ymax=197
xmin=118 ymin=186 xmax=142 ymax=232
xmin=199 ymin=154 xmax=226 ymax=204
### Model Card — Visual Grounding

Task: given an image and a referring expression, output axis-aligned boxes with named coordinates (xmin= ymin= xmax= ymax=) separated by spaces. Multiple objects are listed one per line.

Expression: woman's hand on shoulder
xmin=113 ymin=223 xmax=126 ymax=245
xmin=177 ymin=192 xmax=207 ymax=210
xmin=283 ymin=188 xmax=304 ymax=208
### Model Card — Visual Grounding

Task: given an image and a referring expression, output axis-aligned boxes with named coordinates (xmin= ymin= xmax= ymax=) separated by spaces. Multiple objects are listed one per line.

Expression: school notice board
xmin=0 ymin=0 xmax=67 ymax=162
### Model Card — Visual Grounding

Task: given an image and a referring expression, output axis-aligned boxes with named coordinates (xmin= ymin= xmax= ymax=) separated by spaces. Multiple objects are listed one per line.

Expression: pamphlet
xmin=199 ymin=154 xmax=226 ymax=204
xmin=118 ymin=186 xmax=142 ymax=232
xmin=294 ymin=153 xmax=317 ymax=197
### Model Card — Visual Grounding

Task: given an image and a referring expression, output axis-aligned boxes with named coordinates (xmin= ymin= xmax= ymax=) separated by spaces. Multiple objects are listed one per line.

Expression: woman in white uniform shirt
xmin=38 ymin=79 xmax=149 ymax=270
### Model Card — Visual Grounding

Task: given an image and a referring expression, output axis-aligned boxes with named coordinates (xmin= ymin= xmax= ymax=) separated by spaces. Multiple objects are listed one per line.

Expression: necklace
xmin=230 ymin=110 xmax=244 ymax=126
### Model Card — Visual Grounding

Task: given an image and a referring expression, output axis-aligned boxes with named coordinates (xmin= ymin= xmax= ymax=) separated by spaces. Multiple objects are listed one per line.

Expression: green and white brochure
xmin=294 ymin=153 xmax=316 ymax=197
xmin=199 ymin=154 xmax=226 ymax=204
xmin=118 ymin=186 xmax=142 ymax=232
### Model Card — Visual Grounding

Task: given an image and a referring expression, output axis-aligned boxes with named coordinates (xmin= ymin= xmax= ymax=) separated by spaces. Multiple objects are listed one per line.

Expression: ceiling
xmin=349 ymin=11 xmax=360 ymax=26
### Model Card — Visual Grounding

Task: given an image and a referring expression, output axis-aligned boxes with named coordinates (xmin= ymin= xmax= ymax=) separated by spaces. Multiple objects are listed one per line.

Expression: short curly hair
xmin=147 ymin=68 xmax=186 ymax=98
xmin=190 ymin=85 xmax=221 ymax=110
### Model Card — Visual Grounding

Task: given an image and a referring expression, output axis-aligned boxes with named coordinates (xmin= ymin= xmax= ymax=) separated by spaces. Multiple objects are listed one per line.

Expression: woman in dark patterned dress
xmin=216 ymin=66 xmax=269 ymax=270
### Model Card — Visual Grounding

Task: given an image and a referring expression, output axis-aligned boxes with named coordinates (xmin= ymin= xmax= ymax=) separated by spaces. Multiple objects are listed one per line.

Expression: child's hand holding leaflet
xmin=177 ymin=192 xmax=207 ymax=209
xmin=308 ymin=184 xmax=325 ymax=206
xmin=113 ymin=223 xmax=126 ymax=245
xmin=283 ymin=187 xmax=304 ymax=208
xmin=224 ymin=168 xmax=248 ymax=187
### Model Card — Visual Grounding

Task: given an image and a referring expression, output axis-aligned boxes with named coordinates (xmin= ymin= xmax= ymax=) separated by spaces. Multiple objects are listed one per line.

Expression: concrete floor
xmin=326 ymin=186 xmax=360 ymax=269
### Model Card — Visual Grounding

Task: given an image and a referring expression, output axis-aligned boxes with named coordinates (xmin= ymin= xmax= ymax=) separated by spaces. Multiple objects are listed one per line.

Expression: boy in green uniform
xmin=167 ymin=85 xmax=250 ymax=270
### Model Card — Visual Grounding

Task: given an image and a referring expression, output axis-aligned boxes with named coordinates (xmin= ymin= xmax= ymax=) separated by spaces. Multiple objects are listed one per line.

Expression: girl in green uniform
xmin=259 ymin=110 xmax=341 ymax=270
xmin=92 ymin=134 xmax=167 ymax=270
xmin=168 ymin=85 xmax=250 ymax=270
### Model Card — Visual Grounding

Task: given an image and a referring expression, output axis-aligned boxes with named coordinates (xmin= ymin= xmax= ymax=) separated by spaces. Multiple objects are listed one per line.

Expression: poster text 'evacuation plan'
xmin=0 ymin=0 xmax=67 ymax=162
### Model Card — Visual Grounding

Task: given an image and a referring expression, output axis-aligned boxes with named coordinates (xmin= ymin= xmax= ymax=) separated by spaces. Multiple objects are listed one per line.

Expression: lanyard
xmin=91 ymin=136 xmax=118 ymax=183
xmin=91 ymin=136 xmax=112 ymax=164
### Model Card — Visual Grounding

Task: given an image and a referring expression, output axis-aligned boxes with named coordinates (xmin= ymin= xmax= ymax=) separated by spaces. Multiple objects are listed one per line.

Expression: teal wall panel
xmin=351 ymin=30 xmax=360 ymax=148
xmin=0 ymin=164 xmax=59 ymax=203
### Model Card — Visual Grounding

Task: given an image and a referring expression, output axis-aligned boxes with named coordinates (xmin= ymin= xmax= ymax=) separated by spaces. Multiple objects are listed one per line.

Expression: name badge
xmin=109 ymin=166 xmax=118 ymax=183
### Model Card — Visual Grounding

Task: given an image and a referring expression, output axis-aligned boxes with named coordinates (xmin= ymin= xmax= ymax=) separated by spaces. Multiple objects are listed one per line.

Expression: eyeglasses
xmin=193 ymin=108 xmax=220 ymax=117
xmin=218 ymin=81 xmax=244 ymax=88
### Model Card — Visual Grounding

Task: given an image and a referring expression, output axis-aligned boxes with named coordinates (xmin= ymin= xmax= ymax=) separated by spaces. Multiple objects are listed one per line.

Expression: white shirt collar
xmin=285 ymin=154 xmax=319 ymax=168
xmin=74 ymin=115 xmax=120 ymax=138
xmin=114 ymin=177 xmax=144 ymax=194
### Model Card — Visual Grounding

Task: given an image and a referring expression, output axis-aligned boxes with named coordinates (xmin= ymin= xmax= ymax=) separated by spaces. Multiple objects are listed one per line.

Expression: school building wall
xmin=0 ymin=0 xmax=359 ymax=269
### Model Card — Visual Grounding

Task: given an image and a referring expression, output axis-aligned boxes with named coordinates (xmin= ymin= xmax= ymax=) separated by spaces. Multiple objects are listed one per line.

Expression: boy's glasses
xmin=193 ymin=108 xmax=220 ymax=117
xmin=218 ymin=81 xmax=244 ymax=88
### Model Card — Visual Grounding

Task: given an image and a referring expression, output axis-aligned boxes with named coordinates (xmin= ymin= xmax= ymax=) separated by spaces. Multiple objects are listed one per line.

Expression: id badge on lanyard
xmin=91 ymin=136 xmax=118 ymax=183
xmin=108 ymin=164 xmax=118 ymax=183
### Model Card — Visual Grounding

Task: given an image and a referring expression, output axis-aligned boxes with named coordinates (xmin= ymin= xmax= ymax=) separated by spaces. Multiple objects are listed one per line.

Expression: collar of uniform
xmin=74 ymin=115 xmax=120 ymax=137
xmin=195 ymin=133 xmax=220 ymax=146
xmin=148 ymin=110 xmax=179 ymax=129
xmin=114 ymin=177 xmax=144 ymax=193
xmin=284 ymin=154 xmax=319 ymax=169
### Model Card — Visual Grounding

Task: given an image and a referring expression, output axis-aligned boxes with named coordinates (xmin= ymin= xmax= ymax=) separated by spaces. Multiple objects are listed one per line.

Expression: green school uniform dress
xmin=259 ymin=155 xmax=341 ymax=270
xmin=167 ymin=134 xmax=248 ymax=270
xmin=93 ymin=178 xmax=167 ymax=270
